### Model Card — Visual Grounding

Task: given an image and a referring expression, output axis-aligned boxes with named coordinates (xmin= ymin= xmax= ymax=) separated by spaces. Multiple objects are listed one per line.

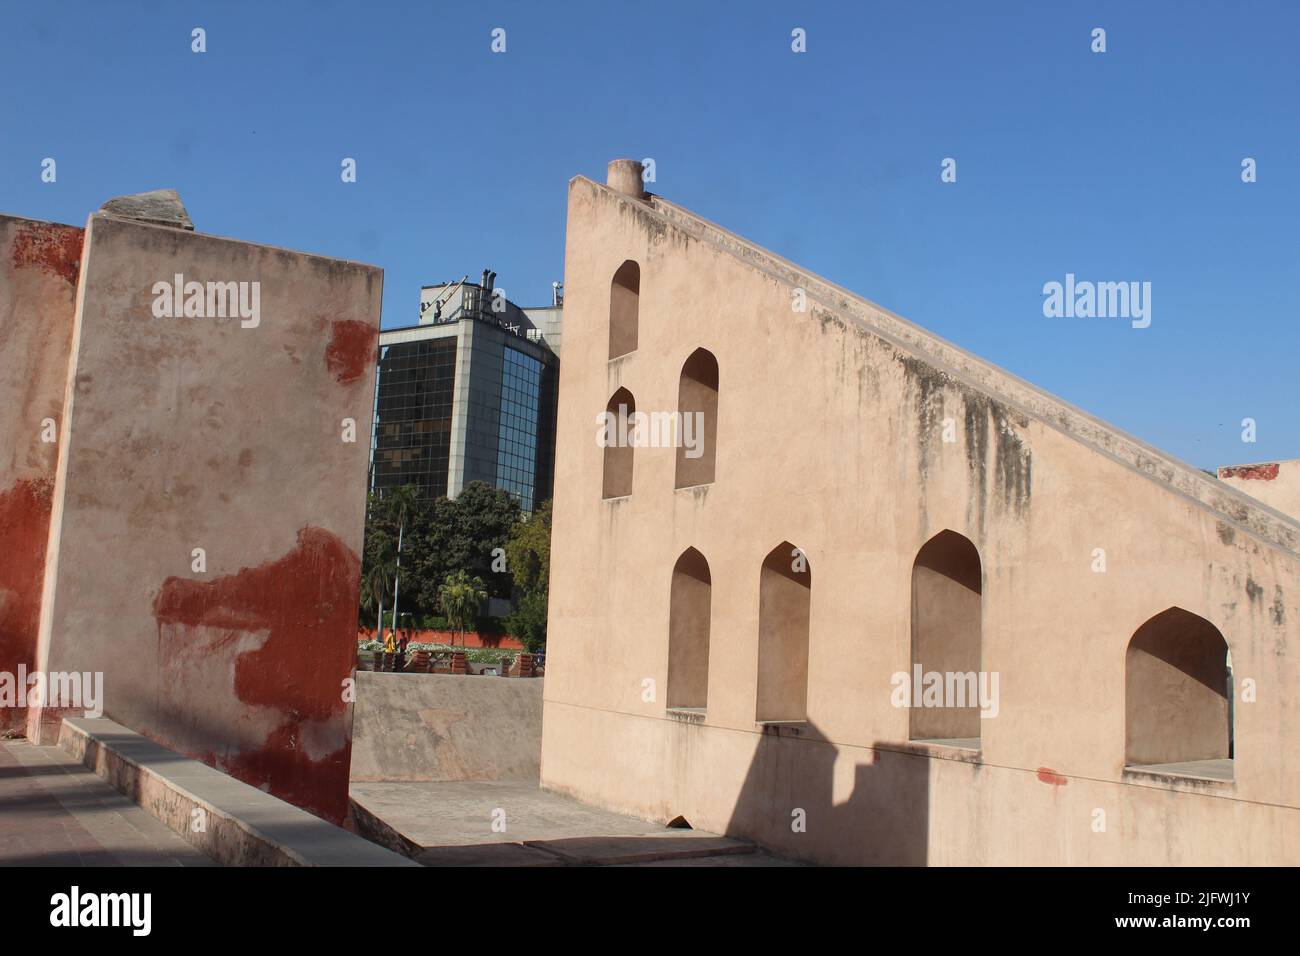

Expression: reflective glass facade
xmin=496 ymin=347 xmax=542 ymax=511
xmin=371 ymin=338 xmax=457 ymax=501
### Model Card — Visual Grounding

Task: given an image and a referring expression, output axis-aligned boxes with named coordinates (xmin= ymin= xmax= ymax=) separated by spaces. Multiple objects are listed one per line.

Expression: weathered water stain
xmin=1246 ymin=577 xmax=1264 ymax=606
xmin=898 ymin=354 xmax=1033 ymax=530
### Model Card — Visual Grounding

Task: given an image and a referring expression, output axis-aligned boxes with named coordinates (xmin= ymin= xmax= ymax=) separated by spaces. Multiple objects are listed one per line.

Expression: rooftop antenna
xmin=430 ymin=274 xmax=470 ymax=321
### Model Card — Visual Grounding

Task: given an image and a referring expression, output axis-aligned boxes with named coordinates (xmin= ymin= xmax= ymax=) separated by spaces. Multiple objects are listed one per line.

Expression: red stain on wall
xmin=1036 ymin=767 xmax=1068 ymax=786
xmin=153 ymin=527 xmax=361 ymax=822
xmin=325 ymin=320 xmax=377 ymax=385
xmin=0 ymin=479 xmax=55 ymax=733
xmin=1219 ymin=463 xmax=1280 ymax=481
xmin=223 ymin=725 xmax=350 ymax=818
xmin=11 ymin=223 xmax=84 ymax=286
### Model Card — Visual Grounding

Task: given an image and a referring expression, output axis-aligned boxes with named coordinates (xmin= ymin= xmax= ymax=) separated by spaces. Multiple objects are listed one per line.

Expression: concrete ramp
xmin=350 ymin=672 xmax=542 ymax=782
xmin=347 ymin=672 xmax=797 ymax=866
xmin=348 ymin=780 xmax=790 ymax=867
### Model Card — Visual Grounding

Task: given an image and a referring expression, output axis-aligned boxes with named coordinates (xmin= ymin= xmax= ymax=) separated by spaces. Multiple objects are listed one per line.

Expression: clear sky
xmin=2 ymin=1 xmax=1296 ymax=471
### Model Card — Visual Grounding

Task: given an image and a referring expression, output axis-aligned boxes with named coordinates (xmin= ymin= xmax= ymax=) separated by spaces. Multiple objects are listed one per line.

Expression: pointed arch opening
xmin=1126 ymin=607 xmax=1233 ymax=779
xmin=608 ymin=260 xmax=640 ymax=360
xmin=909 ymin=530 xmax=983 ymax=748
xmin=674 ymin=348 xmax=718 ymax=489
xmin=667 ymin=547 xmax=711 ymax=712
xmin=756 ymin=541 xmax=811 ymax=723
xmin=601 ymin=387 xmax=635 ymax=499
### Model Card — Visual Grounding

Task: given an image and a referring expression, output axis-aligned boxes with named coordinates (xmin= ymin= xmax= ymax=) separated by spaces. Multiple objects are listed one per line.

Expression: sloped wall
xmin=541 ymin=175 xmax=1300 ymax=865
xmin=0 ymin=216 xmax=82 ymax=734
xmin=24 ymin=212 xmax=380 ymax=823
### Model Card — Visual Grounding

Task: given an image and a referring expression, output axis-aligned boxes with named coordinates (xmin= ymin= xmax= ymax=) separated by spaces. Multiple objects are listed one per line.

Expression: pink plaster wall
xmin=26 ymin=212 xmax=380 ymax=823
xmin=0 ymin=215 xmax=82 ymax=734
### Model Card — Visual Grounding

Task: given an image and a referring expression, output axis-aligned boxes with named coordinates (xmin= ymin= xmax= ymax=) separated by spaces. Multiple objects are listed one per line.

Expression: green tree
xmin=360 ymin=492 xmax=402 ymax=627
xmin=363 ymin=486 xmax=434 ymax=619
xmin=359 ymin=541 xmax=394 ymax=622
xmin=504 ymin=499 xmax=551 ymax=652
xmin=438 ymin=569 xmax=488 ymax=646
xmin=360 ymin=482 xmax=522 ymax=630
xmin=505 ymin=588 xmax=548 ymax=654
xmin=504 ymin=499 xmax=551 ymax=593
xmin=414 ymin=482 xmax=520 ymax=609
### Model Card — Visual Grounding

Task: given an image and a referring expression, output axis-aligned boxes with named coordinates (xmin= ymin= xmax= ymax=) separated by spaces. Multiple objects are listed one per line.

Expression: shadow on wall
xmin=722 ymin=723 xmax=930 ymax=866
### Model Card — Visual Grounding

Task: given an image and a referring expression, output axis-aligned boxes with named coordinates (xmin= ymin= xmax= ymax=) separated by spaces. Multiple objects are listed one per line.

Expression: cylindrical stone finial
xmin=606 ymin=159 xmax=646 ymax=200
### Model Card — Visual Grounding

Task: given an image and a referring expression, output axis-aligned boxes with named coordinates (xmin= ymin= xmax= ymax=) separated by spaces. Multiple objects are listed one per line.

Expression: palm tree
xmin=360 ymin=553 xmax=394 ymax=636
xmin=383 ymin=485 xmax=420 ymax=639
xmin=438 ymin=570 xmax=487 ymax=647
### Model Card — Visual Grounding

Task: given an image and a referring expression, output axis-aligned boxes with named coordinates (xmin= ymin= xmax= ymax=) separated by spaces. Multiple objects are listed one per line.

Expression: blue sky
xmin=2 ymin=0 xmax=1296 ymax=470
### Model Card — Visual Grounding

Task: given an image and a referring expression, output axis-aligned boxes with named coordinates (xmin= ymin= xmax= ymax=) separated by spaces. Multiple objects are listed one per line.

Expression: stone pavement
xmin=350 ymin=779 xmax=802 ymax=866
xmin=0 ymin=738 xmax=216 ymax=867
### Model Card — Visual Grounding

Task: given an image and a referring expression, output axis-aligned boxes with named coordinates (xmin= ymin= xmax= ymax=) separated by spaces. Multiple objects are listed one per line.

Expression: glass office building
xmin=369 ymin=277 xmax=560 ymax=513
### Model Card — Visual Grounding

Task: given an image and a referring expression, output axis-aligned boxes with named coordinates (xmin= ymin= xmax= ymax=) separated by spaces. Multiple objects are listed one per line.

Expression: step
xmin=59 ymin=717 xmax=417 ymax=867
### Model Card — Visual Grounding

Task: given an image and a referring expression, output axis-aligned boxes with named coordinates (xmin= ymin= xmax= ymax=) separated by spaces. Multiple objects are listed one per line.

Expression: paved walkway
xmin=350 ymin=779 xmax=801 ymax=866
xmin=1 ymin=737 xmax=796 ymax=868
xmin=0 ymin=738 xmax=216 ymax=867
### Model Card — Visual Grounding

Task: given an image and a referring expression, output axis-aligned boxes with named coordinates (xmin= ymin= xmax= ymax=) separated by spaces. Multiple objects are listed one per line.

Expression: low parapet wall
xmin=350 ymin=672 xmax=543 ymax=782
